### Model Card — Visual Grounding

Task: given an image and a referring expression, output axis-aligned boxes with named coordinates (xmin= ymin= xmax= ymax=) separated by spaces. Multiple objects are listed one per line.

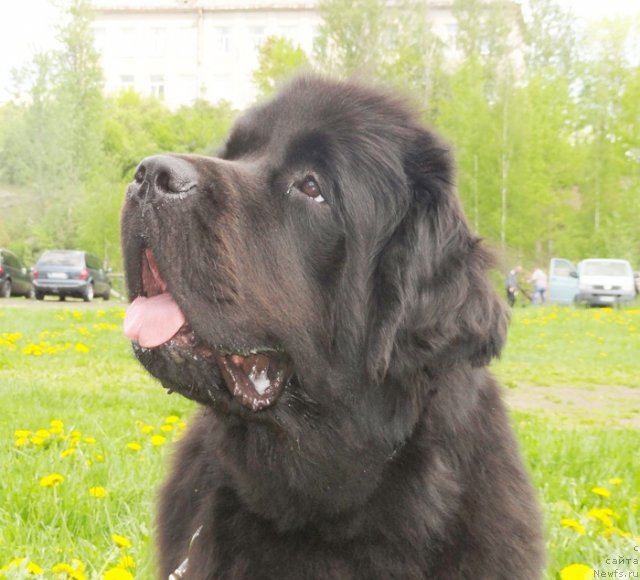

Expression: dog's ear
xmin=365 ymin=127 xmax=508 ymax=382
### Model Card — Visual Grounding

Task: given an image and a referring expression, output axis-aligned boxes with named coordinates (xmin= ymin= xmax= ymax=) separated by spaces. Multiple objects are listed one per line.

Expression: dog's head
xmin=121 ymin=76 xmax=507 ymax=518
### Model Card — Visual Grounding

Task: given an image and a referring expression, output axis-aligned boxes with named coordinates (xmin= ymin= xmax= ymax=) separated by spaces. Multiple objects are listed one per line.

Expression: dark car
xmin=33 ymin=250 xmax=111 ymax=302
xmin=0 ymin=248 xmax=35 ymax=298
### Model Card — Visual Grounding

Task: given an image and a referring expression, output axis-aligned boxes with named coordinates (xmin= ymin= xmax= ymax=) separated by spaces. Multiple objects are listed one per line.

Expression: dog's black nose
xmin=133 ymin=155 xmax=198 ymax=196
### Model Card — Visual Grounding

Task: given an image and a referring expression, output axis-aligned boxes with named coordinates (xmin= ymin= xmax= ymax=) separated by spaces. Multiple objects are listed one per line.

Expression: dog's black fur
xmin=121 ymin=76 xmax=544 ymax=579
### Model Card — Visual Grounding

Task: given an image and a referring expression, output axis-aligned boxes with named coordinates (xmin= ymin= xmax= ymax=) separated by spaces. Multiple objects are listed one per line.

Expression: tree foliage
xmin=314 ymin=0 xmax=640 ymax=268
xmin=1 ymin=0 xmax=639 ymax=273
xmin=0 ymin=0 xmax=235 ymax=268
xmin=253 ymin=36 xmax=309 ymax=99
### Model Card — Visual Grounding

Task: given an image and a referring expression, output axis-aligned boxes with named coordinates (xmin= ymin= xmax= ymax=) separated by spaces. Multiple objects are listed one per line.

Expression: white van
xmin=548 ymin=258 xmax=636 ymax=306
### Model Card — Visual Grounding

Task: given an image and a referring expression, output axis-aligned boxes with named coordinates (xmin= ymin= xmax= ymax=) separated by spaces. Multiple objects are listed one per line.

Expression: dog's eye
xmin=296 ymin=176 xmax=325 ymax=204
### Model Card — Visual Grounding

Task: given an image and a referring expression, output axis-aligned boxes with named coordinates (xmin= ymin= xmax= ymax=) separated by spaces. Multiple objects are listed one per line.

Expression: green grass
xmin=495 ymin=305 xmax=640 ymax=388
xmin=0 ymin=306 xmax=194 ymax=578
xmin=0 ymin=303 xmax=639 ymax=579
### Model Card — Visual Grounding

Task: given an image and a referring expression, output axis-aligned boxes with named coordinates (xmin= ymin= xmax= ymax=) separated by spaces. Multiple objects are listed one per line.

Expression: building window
xmin=120 ymin=27 xmax=136 ymax=58
xmin=213 ymin=27 xmax=231 ymax=54
xmin=249 ymin=26 xmax=265 ymax=51
xmin=149 ymin=27 xmax=167 ymax=57
xmin=92 ymin=27 xmax=107 ymax=54
xmin=150 ymin=75 xmax=165 ymax=99
xmin=120 ymin=75 xmax=135 ymax=90
xmin=279 ymin=26 xmax=297 ymax=42
xmin=177 ymin=26 xmax=197 ymax=59
xmin=446 ymin=22 xmax=458 ymax=45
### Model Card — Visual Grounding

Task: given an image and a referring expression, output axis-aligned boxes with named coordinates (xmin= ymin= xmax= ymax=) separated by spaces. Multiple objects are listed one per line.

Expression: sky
xmin=0 ymin=0 xmax=639 ymax=102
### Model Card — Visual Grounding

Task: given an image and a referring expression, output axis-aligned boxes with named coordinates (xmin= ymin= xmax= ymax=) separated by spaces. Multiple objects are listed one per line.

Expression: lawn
xmin=0 ymin=302 xmax=638 ymax=579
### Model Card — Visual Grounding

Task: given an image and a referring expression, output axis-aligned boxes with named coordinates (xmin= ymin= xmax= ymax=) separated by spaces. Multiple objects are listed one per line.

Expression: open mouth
xmin=123 ymin=248 xmax=292 ymax=412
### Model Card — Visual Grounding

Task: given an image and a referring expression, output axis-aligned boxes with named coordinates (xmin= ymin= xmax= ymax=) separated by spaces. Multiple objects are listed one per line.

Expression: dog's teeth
xmin=250 ymin=370 xmax=271 ymax=395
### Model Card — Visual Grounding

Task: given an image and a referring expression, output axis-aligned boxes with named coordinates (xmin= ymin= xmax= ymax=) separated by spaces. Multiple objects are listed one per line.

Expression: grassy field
xmin=0 ymin=301 xmax=638 ymax=579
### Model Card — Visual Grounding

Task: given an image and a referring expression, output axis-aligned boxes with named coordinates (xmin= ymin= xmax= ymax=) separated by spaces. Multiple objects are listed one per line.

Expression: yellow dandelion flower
xmin=603 ymin=526 xmax=631 ymax=538
xmin=591 ymin=486 xmax=611 ymax=498
xmin=74 ymin=343 xmax=90 ymax=353
xmin=141 ymin=424 xmax=154 ymax=434
xmin=52 ymin=559 xmax=86 ymax=579
xmin=40 ymin=473 xmax=65 ymax=487
xmin=50 ymin=420 xmax=64 ymax=433
xmin=560 ymin=563 xmax=593 ymax=580
xmin=103 ymin=568 xmax=134 ymax=580
xmin=70 ymin=430 xmax=82 ymax=439
xmin=70 ymin=559 xmax=85 ymax=572
xmin=560 ymin=518 xmax=585 ymax=534
xmin=35 ymin=429 xmax=51 ymax=439
xmin=112 ymin=533 xmax=132 ymax=549
xmin=84 ymin=437 xmax=97 ymax=444
xmin=23 ymin=344 xmax=43 ymax=355
xmin=93 ymin=322 xmax=118 ymax=331
xmin=31 ymin=435 xmax=45 ymax=445
xmin=165 ymin=415 xmax=180 ymax=424
xmin=151 ymin=435 xmax=166 ymax=446
xmin=0 ymin=558 xmax=25 ymax=574
xmin=27 ymin=561 xmax=44 ymax=575
xmin=587 ymin=508 xmax=616 ymax=527
xmin=15 ymin=429 xmax=32 ymax=438
xmin=127 ymin=442 xmax=142 ymax=451
xmin=161 ymin=424 xmax=173 ymax=432
xmin=608 ymin=478 xmax=622 ymax=485
xmin=95 ymin=454 xmax=105 ymax=463
xmin=15 ymin=437 xmax=30 ymax=447
xmin=72 ymin=311 xmax=82 ymax=319
xmin=89 ymin=486 xmax=108 ymax=498
xmin=178 ymin=421 xmax=187 ymax=429
xmin=118 ymin=555 xmax=136 ymax=569
xmin=61 ymin=448 xmax=76 ymax=458
xmin=96 ymin=309 xmax=106 ymax=317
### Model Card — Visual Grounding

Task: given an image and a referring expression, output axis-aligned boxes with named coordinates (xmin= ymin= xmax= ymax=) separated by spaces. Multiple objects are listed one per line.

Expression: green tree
xmin=573 ymin=18 xmax=640 ymax=262
xmin=315 ymin=0 xmax=387 ymax=75
xmin=54 ymin=0 xmax=105 ymax=186
xmin=253 ymin=36 xmax=309 ymax=99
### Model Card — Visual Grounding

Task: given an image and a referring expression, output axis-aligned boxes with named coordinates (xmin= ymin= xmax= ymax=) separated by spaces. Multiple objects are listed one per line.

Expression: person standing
xmin=529 ymin=267 xmax=548 ymax=305
xmin=505 ymin=266 xmax=522 ymax=307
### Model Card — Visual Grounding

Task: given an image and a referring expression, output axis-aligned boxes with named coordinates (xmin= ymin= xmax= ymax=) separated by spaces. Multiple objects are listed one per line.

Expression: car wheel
xmin=83 ymin=284 xmax=94 ymax=302
xmin=0 ymin=279 xmax=11 ymax=298
xmin=35 ymin=291 xmax=45 ymax=300
xmin=60 ymin=295 xmax=66 ymax=301
xmin=103 ymin=289 xmax=110 ymax=301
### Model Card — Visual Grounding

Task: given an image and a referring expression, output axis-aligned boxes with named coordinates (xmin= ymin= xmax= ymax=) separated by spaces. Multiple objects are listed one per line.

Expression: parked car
xmin=0 ymin=248 xmax=35 ymax=298
xmin=33 ymin=250 xmax=111 ymax=302
xmin=548 ymin=257 xmax=636 ymax=306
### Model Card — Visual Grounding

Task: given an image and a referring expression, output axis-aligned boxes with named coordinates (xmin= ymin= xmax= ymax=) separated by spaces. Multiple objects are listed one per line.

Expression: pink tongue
xmin=123 ymin=293 xmax=186 ymax=348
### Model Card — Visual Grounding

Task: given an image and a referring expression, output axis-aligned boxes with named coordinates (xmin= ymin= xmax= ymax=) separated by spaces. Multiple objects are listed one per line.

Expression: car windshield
xmin=582 ymin=261 xmax=630 ymax=277
xmin=38 ymin=251 xmax=83 ymax=267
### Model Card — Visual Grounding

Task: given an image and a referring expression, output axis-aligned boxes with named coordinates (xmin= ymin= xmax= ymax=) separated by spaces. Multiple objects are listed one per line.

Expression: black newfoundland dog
xmin=121 ymin=76 xmax=544 ymax=579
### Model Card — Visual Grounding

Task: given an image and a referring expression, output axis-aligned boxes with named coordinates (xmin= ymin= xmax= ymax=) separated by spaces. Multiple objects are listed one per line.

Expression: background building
xmin=91 ymin=0 xmax=462 ymax=108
